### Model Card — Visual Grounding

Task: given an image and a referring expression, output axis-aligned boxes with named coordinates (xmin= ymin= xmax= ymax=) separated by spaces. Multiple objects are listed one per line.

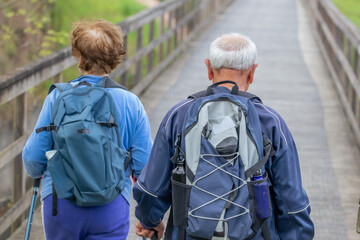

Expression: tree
xmin=0 ymin=0 xmax=68 ymax=75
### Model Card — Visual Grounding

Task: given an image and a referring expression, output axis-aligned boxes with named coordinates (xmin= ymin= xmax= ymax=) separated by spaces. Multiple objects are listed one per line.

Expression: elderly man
xmin=134 ymin=33 xmax=314 ymax=240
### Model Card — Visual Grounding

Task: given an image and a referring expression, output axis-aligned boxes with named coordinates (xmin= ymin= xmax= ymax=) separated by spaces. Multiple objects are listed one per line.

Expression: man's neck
xmin=213 ymin=78 xmax=248 ymax=91
xmin=213 ymin=69 xmax=249 ymax=91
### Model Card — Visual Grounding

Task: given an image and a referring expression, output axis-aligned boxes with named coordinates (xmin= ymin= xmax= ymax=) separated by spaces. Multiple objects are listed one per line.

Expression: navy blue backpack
xmin=36 ymin=77 xmax=130 ymax=214
xmin=169 ymin=81 xmax=275 ymax=240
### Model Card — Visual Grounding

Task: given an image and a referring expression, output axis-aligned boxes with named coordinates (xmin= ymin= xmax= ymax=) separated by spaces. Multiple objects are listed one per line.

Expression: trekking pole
xmin=24 ymin=178 xmax=41 ymax=240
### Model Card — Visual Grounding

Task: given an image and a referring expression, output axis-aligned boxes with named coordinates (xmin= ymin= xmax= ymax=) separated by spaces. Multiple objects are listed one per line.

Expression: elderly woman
xmin=22 ymin=20 xmax=152 ymax=240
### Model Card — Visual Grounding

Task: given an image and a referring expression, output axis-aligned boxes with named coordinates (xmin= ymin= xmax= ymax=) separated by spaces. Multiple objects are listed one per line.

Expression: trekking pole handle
xmin=141 ymin=230 xmax=158 ymax=240
xmin=34 ymin=178 xmax=41 ymax=188
xmin=75 ymin=81 xmax=92 ymax=88
xmin=151 ymin=229 xmax=158 ymax=240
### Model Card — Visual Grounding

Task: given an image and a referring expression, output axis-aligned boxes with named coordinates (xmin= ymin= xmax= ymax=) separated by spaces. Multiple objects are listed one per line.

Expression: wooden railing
xmin=0 ymin=0 xmax=233 ymax=238
xmin=303 ymin=0 xmax=360 ymax=146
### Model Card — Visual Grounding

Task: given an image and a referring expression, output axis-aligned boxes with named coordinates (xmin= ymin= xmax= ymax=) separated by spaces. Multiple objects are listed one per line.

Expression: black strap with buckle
xmin=35 ymin=124 xmax=58 ymax=133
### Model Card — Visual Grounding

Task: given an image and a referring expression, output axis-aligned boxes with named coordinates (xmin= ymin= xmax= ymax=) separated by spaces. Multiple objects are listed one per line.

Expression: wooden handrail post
xmin=167 ymin=10 xmax=173 ymax=56
xmin=174 ymin=7 xmax=179 ymax=48
xmin=121 ymin=35 xmax=128 ymax=87
xmin=12 ymin=93 xmax=26 ymax=231
xmin=147 ymin=20 xmax=155 ymax=73
xmin=135 ymin=27 xmax=143 ymax=85
xmin=158 ymin=14 xmax=164 ymax=63
xmin=354 ymin=52 xmax=359 ymax=78
xmin=180 ymin=3 xmax=185 ymax=43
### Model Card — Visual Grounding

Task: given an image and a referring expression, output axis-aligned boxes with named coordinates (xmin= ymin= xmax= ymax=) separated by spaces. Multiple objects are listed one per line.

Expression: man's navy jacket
xmin=133 ymin=86 xmax=315 ymax=239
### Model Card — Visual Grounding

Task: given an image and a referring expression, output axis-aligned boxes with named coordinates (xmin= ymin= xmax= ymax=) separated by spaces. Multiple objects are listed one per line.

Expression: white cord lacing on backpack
xmin=188 ymin=152 xmax=249 ymax=222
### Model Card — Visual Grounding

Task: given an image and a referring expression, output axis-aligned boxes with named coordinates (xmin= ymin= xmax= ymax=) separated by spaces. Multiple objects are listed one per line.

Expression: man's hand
xmin=152 ymin=221 xmax=165 ymax=239
xmin=135 ymin=221 xmax=165 ymax=239
xmin=135 ymin=221 xmax=150 ymax=237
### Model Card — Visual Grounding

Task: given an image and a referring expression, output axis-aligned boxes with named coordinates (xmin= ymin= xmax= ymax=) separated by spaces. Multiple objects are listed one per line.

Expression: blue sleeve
xmin=129 ymin=97 xmax=153 ymax=178
xmin=22 ymin=93 xmax=54 ymax=178
xmin=133 ymin=119 xmax=173 ymax=228
xmin=270 ymin=137 xmax=314 ymax=239
xmin=258 ymin=104 xmax=315 ymax=239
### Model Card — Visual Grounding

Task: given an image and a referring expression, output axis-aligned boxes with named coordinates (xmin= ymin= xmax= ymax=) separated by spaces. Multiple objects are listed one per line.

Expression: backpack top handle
xmin=206 ymin=80 xmax=239 ymax=96
xmin=74 ymin=81 xmax=92 ymax=88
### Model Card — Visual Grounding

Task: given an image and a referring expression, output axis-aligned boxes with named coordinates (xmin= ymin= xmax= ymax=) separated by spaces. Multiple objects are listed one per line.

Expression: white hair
xmin=209 ymin=33 xmax=257 ymax=70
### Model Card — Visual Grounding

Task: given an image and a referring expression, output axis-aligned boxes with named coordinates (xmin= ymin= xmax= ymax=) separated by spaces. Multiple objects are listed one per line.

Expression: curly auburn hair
xmin=71 ymin=20 xmax=126 ymax=75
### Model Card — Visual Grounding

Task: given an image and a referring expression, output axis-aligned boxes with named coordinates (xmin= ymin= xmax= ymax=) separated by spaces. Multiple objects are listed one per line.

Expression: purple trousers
xmin=42 ymin=194 xmax=130 ymax=240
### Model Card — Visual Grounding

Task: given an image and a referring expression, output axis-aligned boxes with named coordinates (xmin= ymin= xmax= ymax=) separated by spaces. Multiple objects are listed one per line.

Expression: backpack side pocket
xmin=171 ymin=178 xmax=191 ymax=228
xmin=248 ymin=171 xmax=271 ymax=219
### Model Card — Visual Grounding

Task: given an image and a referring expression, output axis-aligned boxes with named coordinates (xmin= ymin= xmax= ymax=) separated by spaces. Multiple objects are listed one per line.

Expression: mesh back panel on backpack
xmin=45 ymin=80 xmax=126 ymax=207
xmin=171 ymin=88 xmax=273 ymax=240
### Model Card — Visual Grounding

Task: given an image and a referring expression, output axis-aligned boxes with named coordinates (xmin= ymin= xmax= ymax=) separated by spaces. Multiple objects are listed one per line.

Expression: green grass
xmin=331 ymin=0 xmax=360 ymax=29
xmin=51 ymin=0 xmax=146 ymax=33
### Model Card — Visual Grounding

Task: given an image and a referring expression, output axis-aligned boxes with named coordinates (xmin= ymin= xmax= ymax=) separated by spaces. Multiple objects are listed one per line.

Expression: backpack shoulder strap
xmin=188 ymin=90 xmax=207 ymax=100
xmin=237 ymin=91 xmax=262 ymax=103
xmin=99 ymin=77 xmax=132 ymax=170
xmin=48 ymin=82 xmax=73 ymax=94
xmin=98 ymin=76 xmax=128 ymax=90
xmin=245 ymin=134 xmax=275 ymax=179
xmin=188 ymin=85 xmax=262 ymax=103
xmin=37 ymin=83 xmax=73 ymax=134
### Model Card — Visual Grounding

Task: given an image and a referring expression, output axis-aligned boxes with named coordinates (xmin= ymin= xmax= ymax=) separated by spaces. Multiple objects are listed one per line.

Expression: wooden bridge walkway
xmin=7 ymin=0 xmax=360 ymax=239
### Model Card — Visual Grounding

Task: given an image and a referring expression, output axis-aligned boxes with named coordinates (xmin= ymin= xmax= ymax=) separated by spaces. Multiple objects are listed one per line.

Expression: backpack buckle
xmin=171 ymin=133 xmax=183 ymax=164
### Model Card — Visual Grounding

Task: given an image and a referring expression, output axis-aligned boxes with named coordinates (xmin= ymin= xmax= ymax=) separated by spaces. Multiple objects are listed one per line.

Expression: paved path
xmin=9 ymin=0 xmax=360 ymax=239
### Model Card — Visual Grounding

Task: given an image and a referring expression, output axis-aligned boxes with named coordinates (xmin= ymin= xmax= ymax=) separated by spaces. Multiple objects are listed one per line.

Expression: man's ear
xmin=205 ymin=58 xmax=214 ymax=81
xmin=248 ymin=64 xmax=258 ymax=84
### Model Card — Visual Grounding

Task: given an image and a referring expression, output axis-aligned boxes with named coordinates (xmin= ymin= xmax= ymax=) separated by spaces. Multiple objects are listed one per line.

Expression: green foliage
xmin=40 ymin=30 xmax=69 ymax=57
xmin=331 ymin=0 xmax=360 ymax=29
xmin=0 ymin=0 xmax=67 ymax=74
xmin=51 ymin=0 xmax=146 ymax=34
